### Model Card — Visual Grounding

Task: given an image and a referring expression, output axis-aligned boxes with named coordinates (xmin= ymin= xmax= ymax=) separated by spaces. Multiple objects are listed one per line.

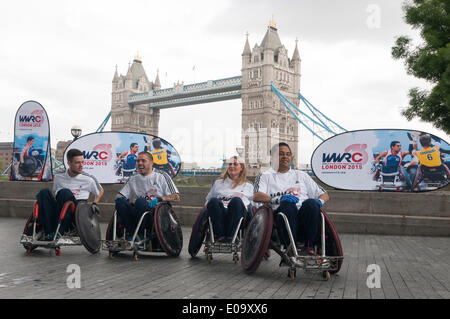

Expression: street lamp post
xmin=71 ymin=125 xmax=82 ymax=140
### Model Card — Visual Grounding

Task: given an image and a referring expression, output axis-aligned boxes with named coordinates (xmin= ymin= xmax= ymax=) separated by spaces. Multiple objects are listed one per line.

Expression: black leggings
xmin=206 ymin=197 xmax=247 ymax=238
xmin=36 ymin=188 xmax=77 ymax=235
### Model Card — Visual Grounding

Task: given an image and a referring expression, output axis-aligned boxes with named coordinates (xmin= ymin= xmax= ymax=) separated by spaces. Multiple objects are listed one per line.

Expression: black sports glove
xmin=91 ymin=202 xmax=100 ymax=216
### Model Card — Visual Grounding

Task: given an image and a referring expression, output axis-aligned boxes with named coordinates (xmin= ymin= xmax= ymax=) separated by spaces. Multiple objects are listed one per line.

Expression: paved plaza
xmin=0 ymin=217 xmax=449 ymax=299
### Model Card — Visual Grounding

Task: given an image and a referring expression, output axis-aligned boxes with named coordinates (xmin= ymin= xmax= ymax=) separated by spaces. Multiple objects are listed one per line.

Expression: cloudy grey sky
xmin=0 ymin=0 xmax=447 ymax=167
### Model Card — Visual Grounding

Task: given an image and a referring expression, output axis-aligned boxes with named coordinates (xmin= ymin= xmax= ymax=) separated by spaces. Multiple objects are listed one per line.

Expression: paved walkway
xmin=0 ymin=217 xmax=449 ymax=299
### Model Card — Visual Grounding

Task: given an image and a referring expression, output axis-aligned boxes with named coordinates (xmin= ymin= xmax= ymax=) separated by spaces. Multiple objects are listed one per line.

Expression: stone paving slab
xmin=0 ymin=217 xmax=449 ymax=299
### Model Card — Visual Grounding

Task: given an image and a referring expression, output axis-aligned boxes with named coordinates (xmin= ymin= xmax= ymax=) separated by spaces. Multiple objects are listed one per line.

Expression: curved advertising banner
xmin=311 ymin=129 xmax=450 ymax=192
xmin=11 ymin=101 xmax=52 ymax=181
xmin=63 ymin=132 xmax=181 ymax=184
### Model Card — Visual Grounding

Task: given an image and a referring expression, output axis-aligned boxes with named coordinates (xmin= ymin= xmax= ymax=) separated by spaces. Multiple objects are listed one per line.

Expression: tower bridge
xmin=128 ymin=76 xmax=242 ymax=108
xmin=110 ymin=19 xmax=344 ymax=169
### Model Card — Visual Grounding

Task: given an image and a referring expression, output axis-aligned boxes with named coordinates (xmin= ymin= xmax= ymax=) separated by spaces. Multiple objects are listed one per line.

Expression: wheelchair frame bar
xmin=208 ymin=217 xmax=215 ymax=245
xmin=132 ymin=211 xmax=152 ymax=245
xmin=278 ymin=211 xmax=326 ymax=258
xmin=113 ymin=210 xmax=117 ymax=241
xmin=278 ymin=213 xmax=299 ymax=258
xmin=231 ymin=217 xmax=244 ymax=244
xmin=321 ymin=211 xmax=326 ymax=258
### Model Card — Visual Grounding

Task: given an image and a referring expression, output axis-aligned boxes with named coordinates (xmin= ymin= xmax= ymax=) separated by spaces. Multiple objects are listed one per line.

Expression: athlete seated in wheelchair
xmin=17 ymin=136 xmax=44 ymax=178
xmin=188 ymin=156 xmax=254 ymax=263
xmin=411 ymin=134 xmax=450 ymax=190
xmin=21 ymin=148 xmax=104 ymax=255
xmin=103 ymin=151 xmax=182 ymax=260
xmin=373 ymin=141 xmax=412 ymax=191
xmin=115 ymin=143 xmax=138 ymax=181
xmin=241 ymin=143 xmax=343 ymax=280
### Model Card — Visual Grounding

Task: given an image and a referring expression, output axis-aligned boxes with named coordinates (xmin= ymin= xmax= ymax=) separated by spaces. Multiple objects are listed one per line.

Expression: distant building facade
xmin=111 ymin=55 xmax=161 ymax=136
xmin=0 ymin=142 xmax=13 ymax=173
xmin=55 ymin=140 xmax=72 ymax=162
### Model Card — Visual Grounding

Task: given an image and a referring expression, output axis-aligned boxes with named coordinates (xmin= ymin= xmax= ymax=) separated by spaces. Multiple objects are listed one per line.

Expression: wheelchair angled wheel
xmin=320 ymin=209 xmax=344 ymax=274
xmin=75 ymin=202 xmax=101 ymax=254
xmin=154 ymin=202 xmax=183 ymax=257
xmin=188 ymin=206 xmax=208 ymax=258
xmin=19 ymin=157 xmax=40 ymax=177
xmin=22 ymin=202 xmax=42 ymax=253
xmin=241 ymin=205 xmax=273 ymax=274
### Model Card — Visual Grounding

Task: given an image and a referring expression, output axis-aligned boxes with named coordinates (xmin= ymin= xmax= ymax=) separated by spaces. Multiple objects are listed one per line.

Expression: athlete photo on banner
xmin=10 ymin=101 xmax=52 ymax=181
xmin=311 ymin=129 xmax=450 ymax=192
xmin=64 ymin=131 xmax=181 ymax=184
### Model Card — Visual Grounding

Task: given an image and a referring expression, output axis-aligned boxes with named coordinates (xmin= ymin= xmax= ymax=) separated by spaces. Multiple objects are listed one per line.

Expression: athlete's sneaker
xmin=299 ymin=247 xmax=317 ymax=256
xmin=43 ymin=233 xmax=55 ymax=241
xmin=216 ymin=236 xmax=226 ymax=243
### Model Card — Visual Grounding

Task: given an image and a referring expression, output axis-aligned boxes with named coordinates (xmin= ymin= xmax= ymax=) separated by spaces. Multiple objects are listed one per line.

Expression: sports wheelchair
xmin=102 ymin=202 xmax=183 ymax=260
xmin=20 ymin=200 xmax=101 ymax=256
xmin=188 ymin=205 xmax=254 ymax=264
xmin=114 ymin=160 xmax=137 ymax=183
xmin=15 ymin=149 xmax=44 ymax=178
xmin=412 ymin=164 xmax=449 ymax=191
xmin=373 ymin=163 xmax=411 ymax=192
xmin=240 ymin=205 xmax=343 ymax=280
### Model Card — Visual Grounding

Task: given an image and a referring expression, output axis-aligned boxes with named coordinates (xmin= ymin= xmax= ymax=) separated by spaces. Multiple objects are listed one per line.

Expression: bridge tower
xmin=111 ymin=55 xmax=161 ymax=135
xmin=241 ymin=20 xmax=301 ymax=170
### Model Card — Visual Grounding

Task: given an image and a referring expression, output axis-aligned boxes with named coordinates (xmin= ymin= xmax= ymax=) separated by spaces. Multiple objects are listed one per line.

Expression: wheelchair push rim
xmin=321 ymin=209 xmax=344 ymax=274
xmin=75 ymin=202 xmax=102 ymax=254
xmin=154 ymin=202 xmax=183 ymax=257
xmin=241 ymin=205 xmax=273 ymax=273
xmin=188 ymin=206 xmax=208 ymax=258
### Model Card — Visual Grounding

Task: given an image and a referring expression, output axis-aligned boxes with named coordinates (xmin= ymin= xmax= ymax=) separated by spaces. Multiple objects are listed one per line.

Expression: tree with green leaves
xmin=392 ymin=0 xmax=450 ymax=134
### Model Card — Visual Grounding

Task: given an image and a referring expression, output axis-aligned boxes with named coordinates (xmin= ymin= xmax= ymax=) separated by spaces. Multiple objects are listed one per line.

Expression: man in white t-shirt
xmin=36 ymin=149 xmax=104 ymax=239
xmin=115 ymin=151 xmax=180 ymax=240
xmin=253 ymin=142 xmax=329 ymax=256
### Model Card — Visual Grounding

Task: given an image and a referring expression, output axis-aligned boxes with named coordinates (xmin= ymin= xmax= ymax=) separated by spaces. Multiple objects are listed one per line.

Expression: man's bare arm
xmin=253 ymin=192 xmax=271 ymax=203
xmin=318 ymin=192 xmax=329 ymax=204
xmin=162 ymin=193 xmax=180 ymax=202
xmin=375 ymin=151 xmax=387 ymax=164
xmin=94 ymin=187 xmax=104 ymax=203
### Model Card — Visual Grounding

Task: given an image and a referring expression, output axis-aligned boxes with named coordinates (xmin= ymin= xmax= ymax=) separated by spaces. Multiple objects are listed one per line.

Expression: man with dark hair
xmin=115 ymin=151 xmax=180 ymax=242
xmin=149 ymin=138 xmax=174 ymax=176
xmin=20 ymin=136 xmax=41 ymax=164
xmin=118 ymin=143 xmax=139 ymax=177
xmin=374 ymin=140 xmax=412 ymax=187
xmin=253 ymin=142 xmax=329 ymax=256
xmin=411 ymin=134 xmax=450 ymax=188
xmin=35 ymin=148 xmax=104 ymax=240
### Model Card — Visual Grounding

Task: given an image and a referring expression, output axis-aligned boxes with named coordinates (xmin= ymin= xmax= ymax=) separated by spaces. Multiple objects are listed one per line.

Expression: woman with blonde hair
xmin=204 ymin=156 xmax=253 ymax=242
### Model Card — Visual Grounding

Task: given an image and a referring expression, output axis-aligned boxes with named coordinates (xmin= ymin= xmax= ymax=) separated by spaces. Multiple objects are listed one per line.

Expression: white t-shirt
xmin=53 ymin=171 xmax=102 ymax=200
xmin=205 ymin=177 xmax=253 ymax=208
xmin=254 ymin=167 xmax=326 ymax=210
xmin=119 ymin=169 xmax=179 ymax=202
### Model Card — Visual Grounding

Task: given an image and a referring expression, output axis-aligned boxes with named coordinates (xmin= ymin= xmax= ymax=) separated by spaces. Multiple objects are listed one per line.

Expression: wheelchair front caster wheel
xmin=322 ymin=271 xmax=330 ymax=281
xmin=288 ymin=268 xmax=296 ymax=280
xmin=233 ymin=254 xmax=239 ymax=264
xmin=207 ymin=254 xmax=212 ymax=263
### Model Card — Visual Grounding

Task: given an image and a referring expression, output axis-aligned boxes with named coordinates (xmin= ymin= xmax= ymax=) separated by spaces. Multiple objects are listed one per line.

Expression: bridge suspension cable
xmin=96 ymin=112 xmax=111 ymax=133
xmin=271 ymin=84 xmax=347 ymax=142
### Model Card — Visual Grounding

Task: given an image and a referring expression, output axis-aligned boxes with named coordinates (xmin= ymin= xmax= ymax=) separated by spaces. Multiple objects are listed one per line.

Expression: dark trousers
xmin=274 ymin=199 xmax=321 ymax=249
xmin=206 ymin=197 xmax=247 ymax=238
xmin=115 ymin=197 xmax=153 ymax=237
xmin=36 ymin=188 xmax=77 ymax=235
